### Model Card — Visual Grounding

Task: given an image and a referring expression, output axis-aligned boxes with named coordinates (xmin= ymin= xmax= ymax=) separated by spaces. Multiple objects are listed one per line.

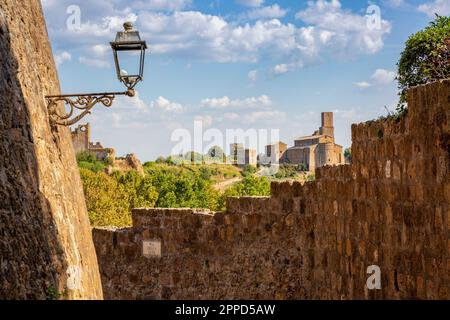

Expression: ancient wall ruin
xmin=93 ymin=80 xmax=449 ymax=300
xmin=0 ymin=0 xmax=102 ymax=299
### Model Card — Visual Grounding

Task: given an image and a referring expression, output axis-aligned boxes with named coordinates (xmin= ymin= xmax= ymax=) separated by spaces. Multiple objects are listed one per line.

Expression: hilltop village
xmin=71 ymin=112 xmax=345 ymax=172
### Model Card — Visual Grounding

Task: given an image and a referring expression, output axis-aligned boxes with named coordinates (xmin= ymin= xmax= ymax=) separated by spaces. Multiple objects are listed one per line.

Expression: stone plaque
xmin=143 ymin=240 xmax=161 ymax=258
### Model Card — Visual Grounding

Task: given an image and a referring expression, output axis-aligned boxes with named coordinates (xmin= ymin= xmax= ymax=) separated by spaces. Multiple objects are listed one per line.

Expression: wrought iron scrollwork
xmin=46 ymin=89 xmax=134 ymax=126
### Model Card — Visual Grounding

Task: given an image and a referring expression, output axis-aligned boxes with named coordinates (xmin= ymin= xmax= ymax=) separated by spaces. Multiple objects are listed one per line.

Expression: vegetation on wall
xmin=397 ymin=15 xmax=450 ymax=112
xmin=344 ymin=148 xmax=352 ymax=163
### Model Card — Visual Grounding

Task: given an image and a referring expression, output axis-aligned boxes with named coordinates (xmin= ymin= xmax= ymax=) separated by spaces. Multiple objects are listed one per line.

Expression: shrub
xmin=241 ymin=165 xmax=258 ymax=177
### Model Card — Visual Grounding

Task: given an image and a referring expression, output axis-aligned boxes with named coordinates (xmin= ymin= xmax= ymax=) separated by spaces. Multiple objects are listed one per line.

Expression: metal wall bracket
xmin=46 ymin=89 xmax=135 ymax=126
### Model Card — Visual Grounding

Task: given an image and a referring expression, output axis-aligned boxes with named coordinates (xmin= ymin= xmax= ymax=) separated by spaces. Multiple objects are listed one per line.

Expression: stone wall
xmin=0 ymin=0 xmax=102 ymax=299
xmin=93 ymin=81 xmax=449 ymax=300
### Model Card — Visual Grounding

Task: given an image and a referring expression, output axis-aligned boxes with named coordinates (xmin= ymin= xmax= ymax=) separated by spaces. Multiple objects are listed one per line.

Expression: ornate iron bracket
xmin=46 ymin=89 xmax=135 ymax=126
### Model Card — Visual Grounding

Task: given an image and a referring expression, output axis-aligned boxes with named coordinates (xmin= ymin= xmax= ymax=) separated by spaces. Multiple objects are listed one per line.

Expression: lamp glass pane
xmin=116 ymin=50 xmax=142 ymax=80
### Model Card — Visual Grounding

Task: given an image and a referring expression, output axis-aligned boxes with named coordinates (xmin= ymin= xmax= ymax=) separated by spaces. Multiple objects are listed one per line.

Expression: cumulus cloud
xmin=354 ymin=68 xmax=396 ymax=89
xmin=54 ymin=51 xmax=71 ymax=66
xmin=201 ymin=95 xmax=272 ymax=109
xmin=247 ymin=5 xmax=288 ymax=20
xmin=371 ymin=69 xmax=396 ymax=85
xmin=91 ymin=44 xmax=110 ymax=57
xmin=354 ymin=81 xmax=372 ymax=89
xmin=271 ymin=61 xmax=304 ymax=75
xmin=295 ymin=0 xmax=392 ymax=55
xmin=272 ymin=63 xmax=290 ymax=75
xmin=44 ymin=0 xmax=391 ymax=71
xmin=151 ymin=96 xmax=184 ymax=113
xmin=418 ymin=0 xmax=450 ymax=17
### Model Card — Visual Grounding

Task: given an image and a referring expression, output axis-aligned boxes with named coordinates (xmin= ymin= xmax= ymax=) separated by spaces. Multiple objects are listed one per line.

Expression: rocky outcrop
xmin=114 ymin=154 xmax=145 ymax=176
xmin=0 ymin=0 xmax=102 ymax=299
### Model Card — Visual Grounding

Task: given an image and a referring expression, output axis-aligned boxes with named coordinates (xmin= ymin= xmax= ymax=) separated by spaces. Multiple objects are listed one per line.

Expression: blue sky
xmin=41 ymin=0 xmax=449 ymax=161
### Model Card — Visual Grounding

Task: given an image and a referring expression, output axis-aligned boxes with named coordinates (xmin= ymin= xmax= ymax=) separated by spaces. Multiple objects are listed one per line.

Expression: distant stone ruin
xmin=71 ymin=123 xmax=144 ymax=175
xmin=71 ymin=123 xmax=116 ymax=162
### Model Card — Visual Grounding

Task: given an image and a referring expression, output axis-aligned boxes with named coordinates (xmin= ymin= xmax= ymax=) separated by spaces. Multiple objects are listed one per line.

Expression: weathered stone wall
xmin=93 ymin=81 xmax=449 ymax=300
xmin=0 ymin=0 xmax=102 ymax=299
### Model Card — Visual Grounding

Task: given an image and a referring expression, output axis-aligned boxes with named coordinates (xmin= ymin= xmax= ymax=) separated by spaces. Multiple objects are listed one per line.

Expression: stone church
xmin=265 ymin=112 xmax=344 ymax=171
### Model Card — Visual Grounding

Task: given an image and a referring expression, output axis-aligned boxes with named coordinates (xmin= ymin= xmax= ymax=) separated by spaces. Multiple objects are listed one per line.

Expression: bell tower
xmin=319 ymin=112 xmax=334 ymax=138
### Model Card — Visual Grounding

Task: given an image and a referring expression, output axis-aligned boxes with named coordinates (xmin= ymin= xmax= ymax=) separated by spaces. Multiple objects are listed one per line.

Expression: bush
xmin=397 ymin=15 xmax=450 ymax=111
xmin=218 ymin=175 xmax=271 ymax=210
xmin=241 ymin=165 xmax=258 ymax=177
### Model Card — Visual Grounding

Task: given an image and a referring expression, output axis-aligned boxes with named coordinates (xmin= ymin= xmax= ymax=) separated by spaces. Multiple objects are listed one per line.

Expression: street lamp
xmin=46 ymin=22 xmax=148 ymax=126
xmin=111 ymin=21 xmax=147 ymax=90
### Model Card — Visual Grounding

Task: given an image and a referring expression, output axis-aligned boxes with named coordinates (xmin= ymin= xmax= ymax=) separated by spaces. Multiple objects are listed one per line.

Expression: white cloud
xmin=139 ymin=12 xmax=298 ymax=63
xmin=248 ymin=70 xmax=258 ymax=82
xmin=91 ymin=44 xmax=110 ymax=57
xmin=44 ymin=0 xmax=391 ymax=71
xmin=151 ymin=96 xmax=184 ymax=113
xmin=79 ymin=56 xmax=111 ymax=68
xmin=418 ymin=0 xmax=450 ymax=17
xmin=201 ymin=95 xmax=272 ymax=109
xmin=354 ymin=81 xmax=372 ymax=89
xmin=54 ymin=51 xmax=71 ymax=66
xmin=236 ymin=0 xmax=265 ymax=7
xmin=272 ymin=63 xmax=289 ymax=74
xmin=295 ymin=0 xmax=392 ymax=55
xmin=371 ymin=69 xmax=396 ymax=85
xmin=354 ymin=68 xmax=396 ymax=89
xmin=248 ymin=5 xmax=288 ymax=20
xmin=271 ymin=61 xmax=303 ymax=75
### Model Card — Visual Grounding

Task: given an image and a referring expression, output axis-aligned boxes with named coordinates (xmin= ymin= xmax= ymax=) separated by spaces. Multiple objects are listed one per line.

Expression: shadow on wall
xmin=0 ymin=7 xmax=67 ymax=299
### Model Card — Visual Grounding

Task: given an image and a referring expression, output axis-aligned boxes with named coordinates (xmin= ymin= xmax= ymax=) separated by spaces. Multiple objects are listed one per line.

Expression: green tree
xmin=79 ymin=169 xmax=131 ymax=227
xmin=397 ymin=15 xmax=450 ymax=111
xmin=76 ymin=152 xmax=107 ymax=173
xmin=116 ymin=171 xmax=158 ymax=210
xmin=218 ymin=175 xmax=271 ymax=210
